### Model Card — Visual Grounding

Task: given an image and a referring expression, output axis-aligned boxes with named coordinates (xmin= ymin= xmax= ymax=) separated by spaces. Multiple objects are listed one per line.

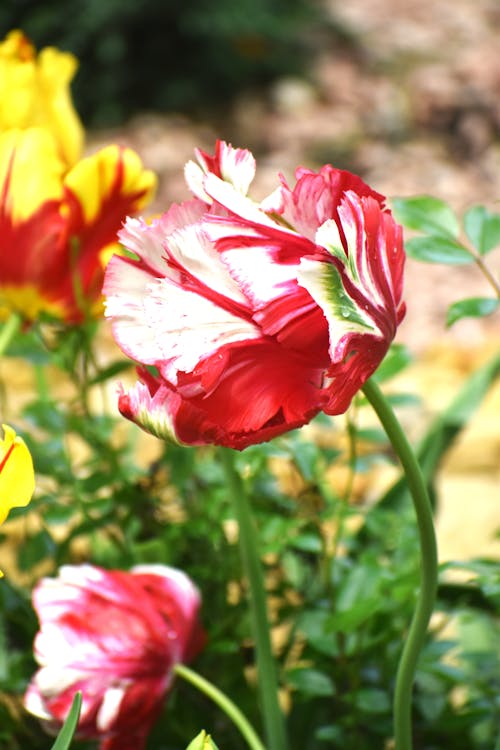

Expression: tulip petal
xmin=106 ymin=218 xmax=261 ymax=384
xmin=185 ymin=140 xmax=256 ymax=202
xmin=0 ymin=128 xmax=65 ymax=222
xmin=0 ymin=424 xmax=35 ymax=525
xmin=63 ymin=144 xmax=156 ymax=231
xmin=0 ymin=30 xmax=83 ymax=166
xmin=261 ymin=165 xmax=387 ymax=241
xmin=25 ymin=563 xmax=204 ymax=746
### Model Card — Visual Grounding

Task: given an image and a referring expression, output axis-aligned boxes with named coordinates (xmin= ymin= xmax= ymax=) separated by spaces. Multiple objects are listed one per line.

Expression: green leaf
xmin=405 ymin=236 xmax=473 ymax=265
xmin=50 ymin=692 xmax=82 ymax=750
xmin=289 ymin=533 xmax=322 ymax=553
xmin=374 ymin=343 xmax=413 ymax=383
xmin=391 ymin=196 xmax=459 ymax=238
xmin=286 ymin=667 xmax=335 ymax=697
xmin=355 ymin=687 xmax=391 ymax=714
xmin=446 ymin=297 xmax=500 ymax=327
xmin=17 ymin=530 xmax=56 ymax=571
xmin=186 ymin=730 xmax=220 ymax=750
xmin=297 ymin=610 xmax=339 ymax=657
xmin=87 ymin=360 xmax=133 ymax=386
xmin=315 ymin=725 xmax=344 ymax=742
xmin=464 ymin=205 xmax=500 ymax=255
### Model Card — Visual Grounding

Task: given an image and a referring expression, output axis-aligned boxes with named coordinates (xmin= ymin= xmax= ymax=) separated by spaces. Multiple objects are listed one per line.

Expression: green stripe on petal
xmin=298 ymin=258 xmax=376 ymax=342
xmin=119 ymin=382 xmax=185 ymax=446
xmin=316 ymin=219 xmax=359 ymax=281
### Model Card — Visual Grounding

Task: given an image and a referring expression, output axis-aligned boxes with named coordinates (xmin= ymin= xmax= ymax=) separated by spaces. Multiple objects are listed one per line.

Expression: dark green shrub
xmin=0 ymin=0 xmax=324 ymax=126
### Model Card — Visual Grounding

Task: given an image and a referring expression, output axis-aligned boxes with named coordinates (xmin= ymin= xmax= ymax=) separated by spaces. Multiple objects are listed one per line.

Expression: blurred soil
xmin=2 ymin=0 xmax=499 ymax=572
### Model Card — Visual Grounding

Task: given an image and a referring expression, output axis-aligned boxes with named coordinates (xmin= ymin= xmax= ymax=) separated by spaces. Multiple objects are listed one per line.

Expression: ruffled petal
xmin=106 ymin=220 xmax=260 ymax=385
xmin=185 ymin=139 xmax=256 ymax=202
xmin=261 ymin=165 xmax=387 ymax=241
xmin=120 ymin=344 xmax=324 ymax=450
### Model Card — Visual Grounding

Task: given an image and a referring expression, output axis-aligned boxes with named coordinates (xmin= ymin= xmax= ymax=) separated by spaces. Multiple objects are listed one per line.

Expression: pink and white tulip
xmin=24 ymin=564 xmax=205 ymax=750
xmin=104 ymin=141 xmax=406 ymax=449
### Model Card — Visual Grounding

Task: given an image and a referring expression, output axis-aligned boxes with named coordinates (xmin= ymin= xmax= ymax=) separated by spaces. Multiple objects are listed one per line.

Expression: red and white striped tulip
xmin=104 ymin=141 xmax=405 ymax=449
xmin=24 ymin=564 xmax=205 ymax=750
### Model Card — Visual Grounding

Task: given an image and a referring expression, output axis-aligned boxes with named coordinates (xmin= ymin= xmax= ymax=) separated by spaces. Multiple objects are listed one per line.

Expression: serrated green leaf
xmin=446 ymin=297 xmax=499 ymax=327
xmin=391 ymin=196 xmax=459 ymax=238
xmin=405 ymin=236 xmax=473 ymax=265
xmin=464 ymin=205 xmax=500 ymax=255
xmin=50 ymin=692 xmax=82 ymax=750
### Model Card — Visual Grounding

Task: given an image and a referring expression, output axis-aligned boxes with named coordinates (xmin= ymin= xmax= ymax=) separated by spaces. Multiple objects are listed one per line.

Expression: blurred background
xmin=1 ymin=0 xmax=499 ymax=565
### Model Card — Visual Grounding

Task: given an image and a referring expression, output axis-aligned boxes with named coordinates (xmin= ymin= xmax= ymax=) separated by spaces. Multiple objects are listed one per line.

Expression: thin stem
xmin=460 ymin=238 xmax=500 ymax=298
xmin=362 ymin=378 xmax=438 ymax=750
xmin=34 ymin=363 xmax=50 ymax=403
xmin=0 ymin=312 xmax=22 ymax=357
xmin=174 ymin=664 xmax=267 ymax=750
xmin=219 ymin=447 xmax=287 ymax=750
xmin=473 ymin=253 xmax=500 ymax=298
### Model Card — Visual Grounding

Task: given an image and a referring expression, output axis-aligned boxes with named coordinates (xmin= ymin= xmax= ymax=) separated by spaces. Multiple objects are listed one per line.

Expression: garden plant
xmin=0 ymin=30 xmax=499 ymax=750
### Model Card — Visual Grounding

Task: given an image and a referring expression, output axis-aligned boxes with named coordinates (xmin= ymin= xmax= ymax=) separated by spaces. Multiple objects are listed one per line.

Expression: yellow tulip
xmin=0 ymin=424 xmax=35 ymax=576
xmin=0 ymin=29 xmax=84 ymax=166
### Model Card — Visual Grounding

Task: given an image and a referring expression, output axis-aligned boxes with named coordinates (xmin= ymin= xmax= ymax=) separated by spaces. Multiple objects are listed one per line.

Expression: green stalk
xmin=219 ymin=447 xmax=287 ymax=750
xmin=174 ymin=664 xmax=267 ymax=750
xmin=362 ymin=379 xmax=438 ymax=750
xmin=0 ymin=312 xmax=22 ymax=357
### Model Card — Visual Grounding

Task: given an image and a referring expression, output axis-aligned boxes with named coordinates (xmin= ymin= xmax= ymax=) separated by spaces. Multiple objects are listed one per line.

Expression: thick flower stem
xmin=174 ymin=663 xmax=267 ymax=750
xmin=362 ymin=378 xmax=438 ymax=750
xmin=0 ymin=312 xmax=22 ymax=358
xmin=219 ymin=447 xmax=287 ymax=750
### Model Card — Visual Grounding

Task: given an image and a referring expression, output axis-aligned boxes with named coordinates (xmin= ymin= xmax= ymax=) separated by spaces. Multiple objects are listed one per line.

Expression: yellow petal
xmin=0 ymin=424 xmax=35 ymax=525
xmin=0 ymin=127 xmax=65 ymax=222
xmin=64 ymin=144 xmax=157 ymax=226
xmin=0 ymin=30 xmax=83 ymax=166
xmin=36 ymin=46 xmax=84 ymax=166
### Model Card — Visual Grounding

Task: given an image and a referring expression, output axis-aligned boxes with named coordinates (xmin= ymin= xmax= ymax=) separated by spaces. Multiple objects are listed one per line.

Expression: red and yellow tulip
xmin=0 ymin=31 xmax=157 ymax=324
xmin=0 ymin=126 xmax=157 ymax=324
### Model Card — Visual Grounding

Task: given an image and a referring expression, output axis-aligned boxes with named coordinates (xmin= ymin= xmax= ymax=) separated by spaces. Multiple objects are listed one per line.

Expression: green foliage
xmin=446 ymin=297 xmax=499 ymax=327
xmin=0 ymin=203 xmax=498 ymax=749
xmin=391 ymin=195 xmax=500 ymax=326
xmin=0 ymin=0 xmax=325 ymax=127
xmin=391 ymin=196 xmax=460 ymax=238
xmin=464 ymin=206 xmax=500 ymax=256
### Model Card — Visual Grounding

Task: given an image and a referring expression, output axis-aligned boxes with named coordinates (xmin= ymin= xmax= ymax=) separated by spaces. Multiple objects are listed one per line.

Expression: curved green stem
xmin=0 ymin=312 xmax=22 ymax=358
xmin=174 ymin=664 xmax=266 ymax=750
xmin=219 ymin=447 xmax=287 ymax=750
xmin=362 ymin=378 xmax=438 ymax=750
